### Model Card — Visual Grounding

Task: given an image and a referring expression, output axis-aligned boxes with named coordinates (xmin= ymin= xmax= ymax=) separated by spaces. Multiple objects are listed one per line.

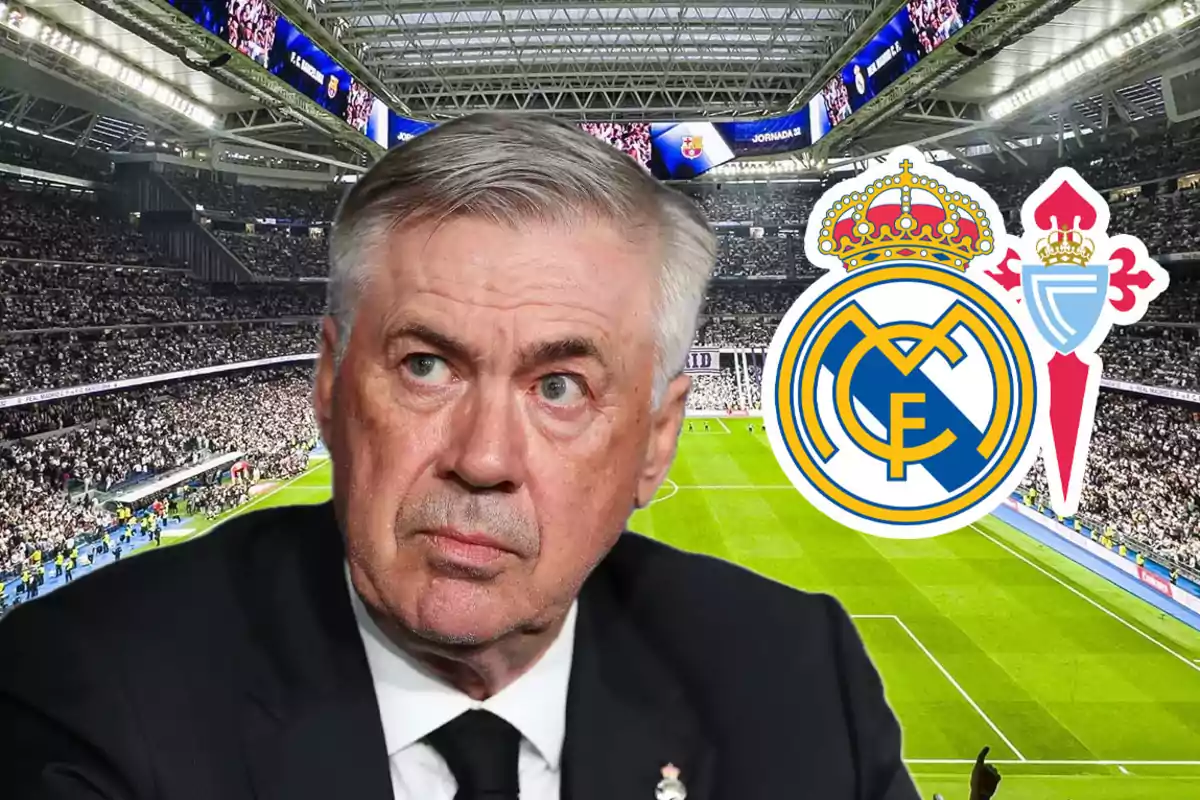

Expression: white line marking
xmin=161 ymin=528 xmax=194 ymax=538
xmin=673 ymin=484 xmax=794 ymax=489
xmin=906 ymin=759 xmax=1200 ymax=766
xmin=1118 ymin=764 xmax=1131 ymax=775
xmin=714 ymin=417 xmax=731 ymax=434
xmin=971 ymin=523 xmax=1200 ymax=675
xmin=224 ymin=460 xmax=328 ymax=521
xmin=648 ymin=478 xmax=679 ymax=506
xmin=890 ymin=615 xmax=1027 ymax=761
xmin=856 ymin=615 xmax=1026 ymax=761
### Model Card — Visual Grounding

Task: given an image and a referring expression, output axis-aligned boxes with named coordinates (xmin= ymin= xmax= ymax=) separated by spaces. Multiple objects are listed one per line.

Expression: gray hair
xmin=327 ymin=113 xmax=716 ymax=407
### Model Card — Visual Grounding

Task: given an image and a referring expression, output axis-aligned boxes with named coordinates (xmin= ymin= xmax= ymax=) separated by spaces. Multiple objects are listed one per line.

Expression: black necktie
xmin=425 ymin=709 xmax=522 ymax=800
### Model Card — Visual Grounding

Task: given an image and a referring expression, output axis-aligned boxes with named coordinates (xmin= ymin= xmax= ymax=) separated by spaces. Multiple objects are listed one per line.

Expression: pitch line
xmin=225 ymin=459 xmax=329 ymax=521
xmin=714 ymin=417 xmax=731 ymax=434
xmin=970 ymin=523 xmax=1200 ymax=675
xmin=648 ymin=478 xmax=679 ymax=506
xmin=855 ymin=615 xmax=1026 ymax=762
xmin=673 ymin=484 xmax=793 ymax=489
xmin=908 ymin=759 xmax=1200 ymax=767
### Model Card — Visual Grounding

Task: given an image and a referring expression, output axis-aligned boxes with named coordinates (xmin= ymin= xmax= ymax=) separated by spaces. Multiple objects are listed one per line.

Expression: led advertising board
xmin=165 ymin=0 xmax=434 ymax=147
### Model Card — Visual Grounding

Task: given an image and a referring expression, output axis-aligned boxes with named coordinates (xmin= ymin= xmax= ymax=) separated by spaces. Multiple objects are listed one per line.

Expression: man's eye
xmin=402 ymin=354 xmax=452 ymax=384
xmin=537 ymin=374 xmax=585 ymax=406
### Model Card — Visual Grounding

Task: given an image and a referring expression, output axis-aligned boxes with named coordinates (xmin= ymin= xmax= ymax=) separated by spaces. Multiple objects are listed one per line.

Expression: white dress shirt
xmin=347 ymin=569 xmax=577 ymax=800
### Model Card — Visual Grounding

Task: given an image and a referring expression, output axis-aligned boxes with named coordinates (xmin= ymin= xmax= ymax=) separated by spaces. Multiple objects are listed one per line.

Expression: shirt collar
xmin=347 ymin=565 xmax=577 ymax=770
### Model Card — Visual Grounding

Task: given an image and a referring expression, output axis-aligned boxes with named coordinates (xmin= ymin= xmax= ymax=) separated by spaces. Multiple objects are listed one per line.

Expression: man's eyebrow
xmin=386 ymin=323 xmax=473 ymax=362
xmin=516 ymin=337 xmax=608 ymax=374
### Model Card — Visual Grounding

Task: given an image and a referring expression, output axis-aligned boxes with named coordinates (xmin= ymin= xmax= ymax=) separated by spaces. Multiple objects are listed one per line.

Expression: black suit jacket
xmin=0 ymin=502 xmax=919 ymax=800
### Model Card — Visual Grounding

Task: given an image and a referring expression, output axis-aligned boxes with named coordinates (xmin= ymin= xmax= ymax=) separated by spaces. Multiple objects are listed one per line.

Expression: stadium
xmin=2 ymin=0 xmax=1200 ymax=797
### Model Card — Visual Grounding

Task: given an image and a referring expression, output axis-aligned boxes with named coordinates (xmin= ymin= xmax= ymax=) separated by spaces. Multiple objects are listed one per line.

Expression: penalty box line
xmin=853 ymin=614 xmax=1027 ymax=762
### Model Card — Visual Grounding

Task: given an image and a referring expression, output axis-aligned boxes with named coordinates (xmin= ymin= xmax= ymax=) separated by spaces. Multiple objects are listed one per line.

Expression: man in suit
xmin=0 ymin=114 xmax=920 ymax=800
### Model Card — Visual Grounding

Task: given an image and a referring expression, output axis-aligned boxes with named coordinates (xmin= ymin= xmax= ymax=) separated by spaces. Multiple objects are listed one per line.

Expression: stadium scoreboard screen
xmin=810 ymin=0 xmax=999 ymax=142
xmin=577 ymin=122 xmax=652 ymax=170
xmin=165 ymin=0 xmax=433 ymax=147
xmin=650 ymin=0 xmax=1001 ymax=177
xmin=648 ymin=114 xmax=808 ymax=180
xmin=165 ymin=0 xmax=996 ymax=180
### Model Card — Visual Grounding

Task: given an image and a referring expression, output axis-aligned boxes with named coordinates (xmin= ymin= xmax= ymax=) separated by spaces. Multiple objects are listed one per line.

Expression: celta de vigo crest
xmin=762 ymin=147 xmax=1048 ymax=538
xmin=983 ymin=169 xmax=1169 ymax=517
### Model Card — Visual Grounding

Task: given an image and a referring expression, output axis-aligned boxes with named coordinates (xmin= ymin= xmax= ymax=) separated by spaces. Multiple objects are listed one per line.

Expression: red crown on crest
xmin=816 ymin=159 xmax=995 ymax=272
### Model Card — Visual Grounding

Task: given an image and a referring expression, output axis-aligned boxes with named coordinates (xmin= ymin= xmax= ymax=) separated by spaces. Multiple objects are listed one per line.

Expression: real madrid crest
xmin=655 ymin=763 xmax=687 ymax=800
xmin=762 ymin=147 xmax=1050 ymax=538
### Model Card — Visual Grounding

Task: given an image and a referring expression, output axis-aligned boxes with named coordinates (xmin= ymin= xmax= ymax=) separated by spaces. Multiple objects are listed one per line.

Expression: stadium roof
xmin=316 ymin=0 xmax=874 ymax=119
xmin=22 ymin=0 xmax=248 ymax=111
xmin=803 ymin=0 xmax=1200 ymax=164
xmin=3 ymin=0 xmax=1200 ymax=168
xmin=941 ymin=0 xmax=1164 ymax=101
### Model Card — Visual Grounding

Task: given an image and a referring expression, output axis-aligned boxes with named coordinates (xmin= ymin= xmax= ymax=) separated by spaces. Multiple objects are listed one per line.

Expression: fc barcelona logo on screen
xmin=327 ymin=75 xmax=340 ymax=99
xmin=762 ymin=148 xmax=1048 ymax=538
xmin=681 ymin=136 xmax=704 ymax=159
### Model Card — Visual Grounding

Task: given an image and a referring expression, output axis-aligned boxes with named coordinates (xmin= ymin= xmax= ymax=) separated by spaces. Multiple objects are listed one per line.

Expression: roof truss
xmin=316 ymin=0 xmax=870 ymax=118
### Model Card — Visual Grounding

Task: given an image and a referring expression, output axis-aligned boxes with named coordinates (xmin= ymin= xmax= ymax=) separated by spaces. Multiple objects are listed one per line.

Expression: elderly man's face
xmin=315 ymin=215 xmax=688 ymax=646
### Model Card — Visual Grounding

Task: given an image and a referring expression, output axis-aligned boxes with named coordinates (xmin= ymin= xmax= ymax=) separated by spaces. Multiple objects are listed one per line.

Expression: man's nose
xmin=441 ymin=380 xmax=526 ymax=493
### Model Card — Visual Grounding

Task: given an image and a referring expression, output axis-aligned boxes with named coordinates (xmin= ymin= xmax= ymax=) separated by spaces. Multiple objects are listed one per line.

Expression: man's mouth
xmin=421 ymin=527 xmax=514 ymax=566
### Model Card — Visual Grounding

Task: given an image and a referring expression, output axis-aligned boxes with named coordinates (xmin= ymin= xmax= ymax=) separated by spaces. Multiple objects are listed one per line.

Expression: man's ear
xmin=635 ymin=373 xmax=691 ymax=508
xmin=313 ymin=316 xmax=340 ymax=449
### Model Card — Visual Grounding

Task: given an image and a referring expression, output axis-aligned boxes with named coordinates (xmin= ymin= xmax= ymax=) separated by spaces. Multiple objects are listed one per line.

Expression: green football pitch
xmin=175 ymin=419 xmax=1200 ymax=799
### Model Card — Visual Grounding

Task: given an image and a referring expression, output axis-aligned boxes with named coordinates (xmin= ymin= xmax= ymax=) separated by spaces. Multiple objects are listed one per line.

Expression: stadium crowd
xmin=0 ymin=368 xmax=319 ymax=575
xmin=1020 ymin=395 xmax=1200 ymax=572
xmin=0 ymin=321 xmax=319 ymax=397
xmin=684 ymin=363 xmax=764 ymax=413
xmin=683 ymin=181 xmax=818 ymax=226
xmin=578 ymin=122 xmax=652 ymax=168
xmin=1100 ymin=326 xmax=1200 ymax=390
xmin=167 ymin=171 xmax=341 ymax=221
xmin=2 ymin=260 xmax=324 ymax=330
xmin=714 ymin=235 xmax=803 ymax=278
xmin=6 ymin=120 xmax=1200 ymax=588
xmin=0 ymin=184 xmax=167 ymax=266
xmin=215 ymin=228 xmax=328 ymax=278
xmin=4 ymin=259 xmax=1197 ymax=394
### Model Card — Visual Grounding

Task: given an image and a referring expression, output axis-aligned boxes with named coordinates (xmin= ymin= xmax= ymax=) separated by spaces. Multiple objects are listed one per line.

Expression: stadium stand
xmin=1100 ymin=326 xmax=1200 ymax=390
xmin=0 ymin=366 xmax=318 ymax=575
xmin=684 ymin=181 xmax=818 ymax=226
xmin=1019 ymin=395 xmax=1200 ymax=572
xmin=0 ymin=321 xmax=319 ymax=396
xmin=214 ymin=228 xmax=328 ymax=278
xmin=0 ymin=184 xmax=168 ymax=266
xmin=1 ymin=259 xmax=324 ymax=329
xmin=4 ymin=124 xmax=1200 ymax=596
xmin=166 ymin=169 xmax=341 ymax=220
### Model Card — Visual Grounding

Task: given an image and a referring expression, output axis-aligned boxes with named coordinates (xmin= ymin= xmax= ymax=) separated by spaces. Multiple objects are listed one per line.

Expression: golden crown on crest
xmin=1036 ymin=225 xmax=1095 ymax=266
xmin=816 ymin=159 xmax=995 ymax=272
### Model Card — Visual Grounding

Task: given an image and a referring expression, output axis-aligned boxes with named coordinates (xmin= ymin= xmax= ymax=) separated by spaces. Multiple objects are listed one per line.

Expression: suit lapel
xmin=234 ymin=503 xmax=393 ymax=800
xmin=562 ymin=560 xmax=715 ymax=800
